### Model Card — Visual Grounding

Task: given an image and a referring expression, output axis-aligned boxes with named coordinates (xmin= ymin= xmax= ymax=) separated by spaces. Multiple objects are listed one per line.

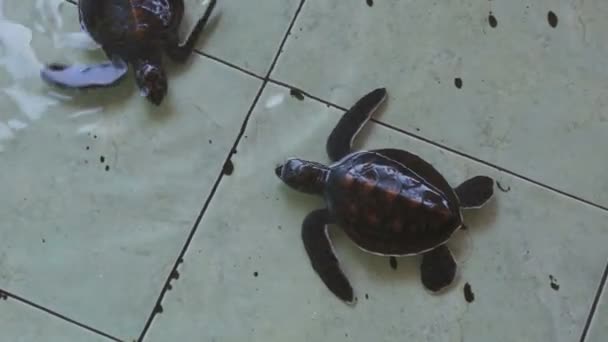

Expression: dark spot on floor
xmin=389 ymin=256 xmax=398 ymax=270
xmin=154 ymin=303 xmax=163 ymax=314
xmin=100 ymin=156 xmax=105 ymax=163
xmin=0 ymin=290 xmax=7 ymax=300
xmin=42 ymin=238 xmax=46 ymax=243
xmin=461 ymin=224 xmax=468 ymax=230
xmin=170 ymin=269 xmax=180 ymax=280
xmin=366 ymin=0 xmax=373 ymax=7
xmin=488 ymin=12 xmax=497 ymax=28
xmin=365 ymin=293 xmax=369 ymax=300
xmin=547 ymin=11 xmax=558 ymax=28
xmin=497 ymin=181 xmax=511 ymax=192
xmin=454 ymin=78 xmax=463 ymax=89
xmin=93 ymin=135 xmax=98 ymax=139
xmin=253 ymin=271 xmax=259 ymax=277
xmin=105 ymin=165 xmax=110 ymax=171
xmin=177 ymin=258 xmax=184 ymax=265
xmin=549 ymin=275 xmax=560 ymax=291
xmin=85 ymin=146 xmax=90 ymax=150
xmin=167 ymin=284 xmax=173 ymax=291
xmin=464 ymin=283 xmax=475 ymax=303
xmin=208 ymin=139 xmax=213 ymax=144
xmin=289 ymin=88 xmax=305 ymax=101
xmin=84 ymin=160 xmax=88 ymax=164
xmin=277 ymin=225 xmax=282 ymax=230
xmin=223 ymin=159 xmax=234 ymax=176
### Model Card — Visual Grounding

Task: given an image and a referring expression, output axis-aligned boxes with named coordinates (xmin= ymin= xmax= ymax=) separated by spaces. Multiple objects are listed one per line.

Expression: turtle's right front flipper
xmin=40 ymin=59 xmax=128 ymax=89
xmin=326 ymin=88 xmax=387 ymax=162
xmin=301 ymin=208 xmax=356 ymax=305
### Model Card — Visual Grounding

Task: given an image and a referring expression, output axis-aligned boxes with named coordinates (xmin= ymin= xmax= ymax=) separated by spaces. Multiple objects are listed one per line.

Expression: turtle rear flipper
xmin=455 ymin=175 xmax=494 ymax=209
xmin=301 ymin=208 xmax=355 ymax=305
xmin=41 ymin=60 xmax=128 ymax=89
xmin=420 ymin=244 xmax=456 ymax=292
xmin=166 ymin=0 xmax=217 ymax=63
xmin=326 ymin=88 xmax=387 ymax=162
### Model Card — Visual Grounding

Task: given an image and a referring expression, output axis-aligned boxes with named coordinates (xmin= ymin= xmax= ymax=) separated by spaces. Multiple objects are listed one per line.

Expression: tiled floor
xmin=0 ymin=0 xmax=606 ymax=341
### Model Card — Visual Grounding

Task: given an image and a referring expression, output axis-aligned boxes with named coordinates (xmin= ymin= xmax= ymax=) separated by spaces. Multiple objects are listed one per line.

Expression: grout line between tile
xmin=135 ymin=81 xmax=267 ymax=342
xmin=194 ymin=50 xmax=264 ymax=80
xmin=136 ymin=1 xmax=307 ymax=341
xmin=579 ymin=260 xmax=608 ymax=342
xmin=0 ymin=289 xmax=122 ymax=342
xmin=267 ymin=78 xmax=608 ymax=212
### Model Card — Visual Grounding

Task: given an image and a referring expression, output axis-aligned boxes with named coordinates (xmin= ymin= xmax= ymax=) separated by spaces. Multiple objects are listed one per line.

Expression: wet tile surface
xmin=180 ymin=0 xmax=300 ymax=75
xmin=272 ymin=0 xmax=608 ymax=207
xmin=586 ymin=280 xmax=608 ymax=342
xmin=144 ymin=84 xmax=608 ymax=342
xmin=0 ymin=0 xmax=606 ymax=341
xmin=0 ymin=1 xmax=260 ymax=339
xmin=0 ymin=297 xmax=109 ymax=342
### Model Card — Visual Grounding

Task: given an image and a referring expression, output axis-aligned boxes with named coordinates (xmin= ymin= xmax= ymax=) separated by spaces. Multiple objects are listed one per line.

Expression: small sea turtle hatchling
xmin=275 ymin=88 xmax=494 ymax=304
xmin=40 ymin=0 xmax=217 ymax=105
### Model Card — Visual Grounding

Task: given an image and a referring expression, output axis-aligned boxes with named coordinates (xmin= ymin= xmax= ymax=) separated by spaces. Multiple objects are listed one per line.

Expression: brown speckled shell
xmin=325 ymin=149 xmax=461 ymax=255
xmin=79 ymin=0 xmax=182 ymax=53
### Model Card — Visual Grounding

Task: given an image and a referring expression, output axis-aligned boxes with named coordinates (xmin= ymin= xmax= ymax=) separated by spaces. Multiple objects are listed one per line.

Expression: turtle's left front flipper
xmin=326 ymin=88 xmax=387 ymax=162
xmin=301 ymin=208 xmax=356 ymax=305
xmin=420 ymin=244 xmax=456 ymax=292
xmin=166 ymin=0 xmax=217 ymax=62
xmin=40 ymin=59 xmax=128 ymax=89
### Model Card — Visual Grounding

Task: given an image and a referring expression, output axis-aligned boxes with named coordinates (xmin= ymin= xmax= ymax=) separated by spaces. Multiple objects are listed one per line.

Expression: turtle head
xmin=134 ymin=59 xmax=167 ymax=106
xmin=275 ymin=158 xmax=329 ymax=195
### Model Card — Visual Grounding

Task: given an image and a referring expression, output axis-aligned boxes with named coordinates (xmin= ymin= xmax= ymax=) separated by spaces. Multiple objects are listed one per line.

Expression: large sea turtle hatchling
xmin=275 ymin=88 xmax=495 ymax=304
xmin=40 ymin=0 xmax=217 ymax=105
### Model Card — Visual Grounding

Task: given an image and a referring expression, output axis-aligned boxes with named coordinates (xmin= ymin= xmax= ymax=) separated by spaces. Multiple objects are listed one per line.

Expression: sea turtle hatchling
xmin=40 ymin=0 xmax=217 ymax=105
xmin=275 ymin=88 xmax=495 ymax=304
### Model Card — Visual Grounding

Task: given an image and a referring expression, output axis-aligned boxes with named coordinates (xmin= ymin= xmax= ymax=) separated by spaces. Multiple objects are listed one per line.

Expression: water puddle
xmin=0 ymin=0 xmax=104 ymax=152
xmin=54 ymin=31 xmax=99 ymax=50
xmin=265 ymin=93 xmax=285 ymax=109
xmin=0 ymin=8 xmax=43 ymax=80
xmin=3 ymin=84 xmax=59 ymax=121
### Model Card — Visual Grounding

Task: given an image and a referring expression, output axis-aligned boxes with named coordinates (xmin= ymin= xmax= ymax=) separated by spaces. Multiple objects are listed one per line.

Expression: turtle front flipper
xmin=166 ymin=0 xmax=217 ymax=63
xmin=455 ymin=176 xmax=494 ymax=209
xmin=420 ymin=244 xmax=457 ymax=292
xmin=301 ymin=208 xmax=355 ymax=304
xmin=40 ymin=59 xmax=128 ymax=89
xmin=326 ymin=88 xmax=387 ymax=162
